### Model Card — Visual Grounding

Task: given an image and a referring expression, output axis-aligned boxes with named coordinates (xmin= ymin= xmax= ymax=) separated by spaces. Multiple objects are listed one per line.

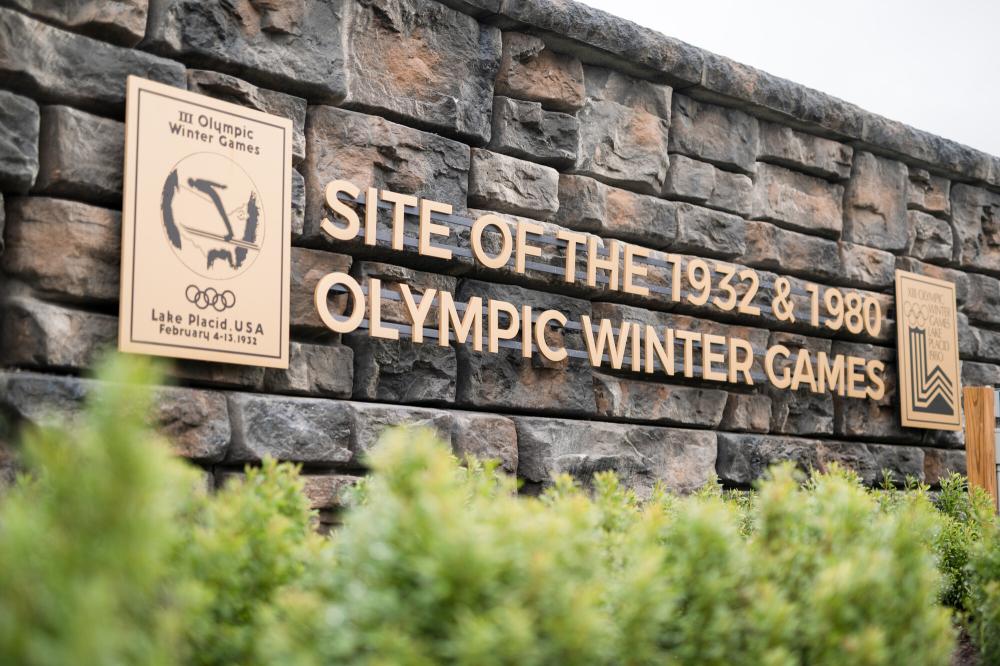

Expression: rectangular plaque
xmin=895 ymin=270 xmax=962 ymax=430
xmin=118 ymin=76 xmax=291 ymax=368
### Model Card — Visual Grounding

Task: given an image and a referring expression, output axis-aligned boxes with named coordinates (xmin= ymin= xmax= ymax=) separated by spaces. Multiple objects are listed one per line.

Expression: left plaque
xmin=118 ymin=76 xmax=291 ymax=368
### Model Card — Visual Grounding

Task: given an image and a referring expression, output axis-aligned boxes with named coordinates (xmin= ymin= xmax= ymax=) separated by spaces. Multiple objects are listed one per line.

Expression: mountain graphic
xmin=907 ymin=326 xmax=954 ymax=415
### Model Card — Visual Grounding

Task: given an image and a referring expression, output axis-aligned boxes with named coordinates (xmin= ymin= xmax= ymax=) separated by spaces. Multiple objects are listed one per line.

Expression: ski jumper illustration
xmin=187 ymin=177 xmax=234 ymax=241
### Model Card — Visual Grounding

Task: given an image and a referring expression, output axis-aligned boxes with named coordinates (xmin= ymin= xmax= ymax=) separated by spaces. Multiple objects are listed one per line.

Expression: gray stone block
xmin=757 ymin=121 xmax=853 ymax=180
xmin=451 ymin=411 xmax=518 ymax=474
xmin=923 ymin=448 xmax=966 ymax=486
xmin=289 ymin=247 xmax=352 ymax=333
xmin=227 ymin=393 xmax=354 ymax=464
xmin=663 ymin=154 xmax=752 ymax=216
xmin=593 ymin=372 xmax=727 ymax=427
xmin=555 ymin=174 xmax=678 ymax=247
xmin=739 ymin=220 xmax=842 ymax=283
xmin=952 ymin=184 xmax=1000 ymax=275
xmin=838 ymin=242 xmax=895 ymax=290
xmin=672 ymin=203 xmax=746 ymax=259
xmin=0 ymin=297 xmax=116 ymax=370
xmin=0 ymin=89 xmax=39 ymax=192
xmin=720 ymin=392 xmax=771 ymax=433
xmin=495 ymin=32 xmax=585 ymax=112
xmin=263 ymin=341 xmax=354 ymax=398
xmin=843 ymin=151 xmax=909 ymax=252
xmin=489 ymin=96 xmax=578 ymax=167
xmin=669 ymin=94 xmax=758 ymax=174
xmin=0 ymin=8 xmax=185 ymax=114
xmin=3 ymin=0 xmax=148 ymax=46
xmin=750 ymin=163 xmax=843 ymax=238
xmin=468 ymin=148 xmax=559 ymax=219
xmin=963 ymin=273 xmax=1000 ymax=326
xmin=905 ymin=209 xmax=953 ymax=265
xmin=906 ymin=168 xmax=950 ymax=217
xmin=896 ymin=257 xmax=968 ymax=304
xmin=34 ymin=106 xmax=124 ymax=204
xmin=515 ymin=415 xmax=717 ymax=496
xmin=764 ymin=332 xmax=834 ymax=436
xmin=347 ymin=334 xmax=457 ymax=405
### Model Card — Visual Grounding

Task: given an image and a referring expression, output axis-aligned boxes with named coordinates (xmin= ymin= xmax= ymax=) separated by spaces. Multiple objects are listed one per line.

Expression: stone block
xmin=757 ymin=121 xmax=853 ymax=180
xmin=952 ymin=184 xmax=1000 ymax=274
xmin=662 ymin=154 xmax=752 ymax=216
xmin=764 ymin=332 xmax=834 ymax=436
xmin=145 ymin=0 xmax=346 ymax=102
xmin=843 ymin=151 xmax=909 ymax=251
xmin=347 ymin=334 xmax=457 ymax=405
xmin=739 ymin=221 xmax=842 ymax=282
xmin=750 ymin=163 xmax=843 ymax=238
xmin=263 ymin=341 xmax=354 ymax=398
xmin=2 ymin=197 xmax=121 ymax=304
xmin=187 ymin=69 xmax=307 ymax=166
xmin=593 ymin=373 xmax=727 ymax=427
xmin=494 ymin=32 xmax=585 ymax=112
xmin=515 ymin=415 xmax=717 ymax=496
xmin=291 ymin=169 xmax=305 ymax=240
xmin=0 ymin=89 xmax=39 ymax=193
xmin=154 ymin=386 xmax=231 ymax=462
xmin=867 ymin=444 xmax=925 ymax=483
xmin=300 ymin=474 xmax=360 ymax=510
xmin=969 ymin=326 xmax=1000 ymax=364
xmin=0 ymin=297 xmax=115 ymax=370
xmin=468 ymin=148 xmax=559 ymax=219
xmin=669 ymin=94 xmax=758 ymax=174
xmin=339 ymin=0 xmax=500 ymax=144
xmin=488 ymin=96 xmax=578 ymax=167
xmin=672 ymin=203 xmax=746 ymax=259
xmin=451 ymin=411 xmax=518 ymax=473
xmin=0 ymin=370 xmax=89 ymax=428
xmin=717 ymin=433 xmax=920 ymax=486
xmin=962 ymin=360 xmax=1000 ymax=387
xmin=456 ymin=279 xmax=595 ymax=414
xmin=554 ymin=174 xmax=677 ymax=247
xmin=923 ymin=448 xmax=967 ymax=486
xmin=905 ymin=209 xmax=953 ymax=265
xmin=895 ymin=257 xmax=968 ymax=304
xmin=0 ymin=8 xmax=184 ymax=115
xmin=0 ymin=193 xmax=4 ymax=253
xmin=3 ymin=0 xmax=148 ymax=46
xmin=289 ymin=247 xmax=352 ymax=333
xmin=575 ymin=66 xmax=671 ymax=195
xmin=170 ymin=361 xmax=265 ymax=391
xmin=351 ymin=261 xmax=458 ymax=327
xmin=906 ymin=168 xmax=950 ymax=217
xmin=34 ymin=106 xmax=124 ymax=204
xmin=349 ymin=401 xmax=453 ymax=461
xmin=838 ymin=242 xmax=895 ymax=290
xmin=227 ymin=393 xmax=354 ymax=464
xmin=963 ymin=272 xmax=1000 ymax=326
xmin=720 ymin=392 xmax=771 ymax=433
xmin=304 ymin=105 xmax=470 ymax=243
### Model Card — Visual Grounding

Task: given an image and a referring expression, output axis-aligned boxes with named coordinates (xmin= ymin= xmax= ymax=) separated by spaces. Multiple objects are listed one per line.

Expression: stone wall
xmin=1 ymin=0 xmax=996 ymax=511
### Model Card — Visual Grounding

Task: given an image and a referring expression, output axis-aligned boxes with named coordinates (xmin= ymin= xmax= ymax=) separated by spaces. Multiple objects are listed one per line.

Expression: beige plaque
xmin=118 ymin=76 xmax=291 ymax=368
xmin=895 ymin=270 xmax=962 ymax=430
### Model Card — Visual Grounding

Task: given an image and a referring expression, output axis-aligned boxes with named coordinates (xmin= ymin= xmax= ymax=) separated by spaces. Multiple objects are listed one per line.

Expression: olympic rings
xmin=185 ymin=284 xmax=236 ymax=312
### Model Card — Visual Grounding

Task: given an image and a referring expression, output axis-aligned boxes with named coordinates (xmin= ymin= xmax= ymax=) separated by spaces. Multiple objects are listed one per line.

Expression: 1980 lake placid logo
xmin=118 ymin=76 xmax=291 ymax=369
xmin=895 ymin=270 xmax=962 ymax=430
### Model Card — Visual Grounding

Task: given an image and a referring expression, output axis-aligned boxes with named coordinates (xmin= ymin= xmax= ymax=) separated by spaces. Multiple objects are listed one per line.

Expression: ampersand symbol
xmin=772 ymin=277 xmax=796 ymax=323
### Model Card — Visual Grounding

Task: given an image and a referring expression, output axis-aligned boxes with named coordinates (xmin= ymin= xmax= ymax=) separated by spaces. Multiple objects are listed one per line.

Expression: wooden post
xmin=963 ymin=386 xmax=998 ymax=510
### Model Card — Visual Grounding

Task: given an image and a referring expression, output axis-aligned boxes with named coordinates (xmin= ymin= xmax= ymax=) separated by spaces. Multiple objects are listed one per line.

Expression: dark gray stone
xmin=145 ymin=0 xmax=346 ymax=102
xmin=593 ymin=372 xmax=727 ymax=427
xmin=289 ymin=247 xmax=353 ymax=333
xmin=720 ymin=392 xmax=771 ymax=433
xmin=574 ymin=66 xmax=671 ymax=195
xmin=349 ymin=401 xmax=453 ymax=461
xmin=489 ymin=96 xmax=578 ymax=167
xmin=515 ymin=415 xmax=717 ymax=497
xmin=906 ymin=168 xmax=950 ymax=217
xmin=0 ymin=8 xmax=185 ymax=115
xmin=963 ymin=273 xmax=1000 ymax=326
xmin=339 ymin=0 xmax=501 ymax=145
xmin=757 ymin=121 xmax=853 ymax=180
xmin=34 ymin=106 xmax=123 ymax=204
xmin=764 ymin=332 xmax=834 ymax=436
xmin=0 ymin=89 xmax=39 ymax=192
xmin=905 ymin=209 xmax=953 ymax=265
xmin=2 ymin=197 xmax=120 ymax=304
xmin=663 ymin=154 xmax=752 ymax=216
xmin=750 ymin=163 xmax=843 ymax=238
xmin=951 ymin=184 xmax=1000 ymax=275
xmin=468 ymin=148 xmax=559 ymax=219
xmin=2 ymin=0 xmax=148 ymax=46
xmin=843 ymin=151 xmax=909 ymax=252
xmin=0 ymin=297 xmax=116 ymax=370
xmin=291 ymin=169 xmax=305 ymax=241
xmin=962 ymin=360 xmax=1000 ymax=387
xmin=347 ymin=334 xmax=457 ymax=405
xmin=494 ymin=32 xmax=585 ymax=112
xmin=227 ymin=393 xmax=354 ymax=464
xmin=187 ymin=69 xmax=307 ymax=166
xmin=171 ymin=361 xmax=265 ymax=391
xmin=450 ymin=411 xmax=518 ymax=473
xmin=555 ymin=174 xmax=677 ymax=247
xmin=923 ymin=448 xmax=966 ymax=486
xmin=739 ymin=221 xmax=842 ymax=283
xmin=838 ymin=242 xmax=895 ymax=290
xmin=669 ymin=93 xmax=758 ymax=174
xmin=263 ymin=341 xmax=354 ymax=398
xmin=672 ymin=203 xmax=746 ymax=259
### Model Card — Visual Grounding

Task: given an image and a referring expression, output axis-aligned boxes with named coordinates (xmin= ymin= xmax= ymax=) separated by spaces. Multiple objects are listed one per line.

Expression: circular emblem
xmin=185 ymin=284 xmax=237 ymax=312
xmin=160 ymin=152 xmax=264 ymax=279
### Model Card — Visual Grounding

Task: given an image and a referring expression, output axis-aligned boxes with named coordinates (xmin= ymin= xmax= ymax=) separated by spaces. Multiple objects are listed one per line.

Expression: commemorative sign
xmin=118 ymin=76 xmax=291 ymax=368
xmin=895 ymin=270 xmax=962 ymax=430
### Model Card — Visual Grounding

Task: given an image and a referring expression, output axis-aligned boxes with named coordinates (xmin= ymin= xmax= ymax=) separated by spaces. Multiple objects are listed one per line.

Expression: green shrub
xmin=0 ymin=354 xmax=980 ymax=665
